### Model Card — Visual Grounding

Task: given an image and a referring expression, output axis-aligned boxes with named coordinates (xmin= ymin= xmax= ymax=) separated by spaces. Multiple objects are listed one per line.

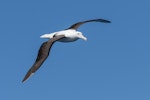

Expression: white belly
xmin=58 ymin=37 xmax=79 ymax=42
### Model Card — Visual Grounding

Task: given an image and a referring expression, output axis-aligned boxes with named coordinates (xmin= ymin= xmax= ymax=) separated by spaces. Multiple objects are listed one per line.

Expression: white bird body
xmin=40 ymin=29 xmax=87 ymax=42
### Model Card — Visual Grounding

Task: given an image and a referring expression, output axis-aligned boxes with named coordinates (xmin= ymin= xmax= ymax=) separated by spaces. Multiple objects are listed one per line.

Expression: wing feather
xmin=67 ymin=18 xmax=111 ymax=30
xmin=22 ymin=35 xmax=65 ymax=82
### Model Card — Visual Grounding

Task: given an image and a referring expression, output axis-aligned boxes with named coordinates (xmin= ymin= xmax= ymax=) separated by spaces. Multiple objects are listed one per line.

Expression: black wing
xmin=22 ymin=35 xmax=65 ymax=82
xmin=67 ymin=18 xmax=111 ymax=30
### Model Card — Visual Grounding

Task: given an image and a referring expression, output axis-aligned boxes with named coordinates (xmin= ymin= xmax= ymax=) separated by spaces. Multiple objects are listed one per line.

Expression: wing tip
xmin=22 ymin=73 xmax=34 ymax=83
xmin=22 ymin=79 xmax=26 ymax=83
xmin=97 ymin=19 xmax=111 ymax=23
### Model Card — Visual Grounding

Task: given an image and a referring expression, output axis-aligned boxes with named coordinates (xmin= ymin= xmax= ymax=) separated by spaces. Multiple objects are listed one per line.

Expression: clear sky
xmin=0 ymin=0 xmax=150 ymax=100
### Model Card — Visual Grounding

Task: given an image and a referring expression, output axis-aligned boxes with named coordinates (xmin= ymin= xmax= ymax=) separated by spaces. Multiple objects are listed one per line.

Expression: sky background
xmin=0 ymin=0 xmax=150 ymax=100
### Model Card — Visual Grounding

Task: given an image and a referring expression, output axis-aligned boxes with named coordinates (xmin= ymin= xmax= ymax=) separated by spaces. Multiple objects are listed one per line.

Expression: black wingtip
xmin=22 ymin=71 xmax=34 ymax=83
xmin=22 ymin=76 xmax=28 ymax=83
xmin=97 ymin=19 xmax=111 ymax=23
xmin=22 ymin=79 xmax=25 ymax=83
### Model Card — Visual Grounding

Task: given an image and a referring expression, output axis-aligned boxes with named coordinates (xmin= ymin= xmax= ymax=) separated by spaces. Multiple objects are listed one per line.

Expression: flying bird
xmin=22 ymin=18 xmax=111 ymax=82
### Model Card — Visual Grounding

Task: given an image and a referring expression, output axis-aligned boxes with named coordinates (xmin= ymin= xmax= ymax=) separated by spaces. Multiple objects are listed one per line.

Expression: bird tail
xmin=40 ymin=34 xmax=54 ymax=39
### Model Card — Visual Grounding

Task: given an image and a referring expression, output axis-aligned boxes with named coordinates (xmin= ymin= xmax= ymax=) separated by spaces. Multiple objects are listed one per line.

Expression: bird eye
xmin=77 ymin=33 xmax=80 ymax=35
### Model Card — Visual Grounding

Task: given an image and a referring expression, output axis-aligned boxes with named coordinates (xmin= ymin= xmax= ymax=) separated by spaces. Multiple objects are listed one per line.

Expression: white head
xmin=76 ymin=32 xmax=87 ymax=41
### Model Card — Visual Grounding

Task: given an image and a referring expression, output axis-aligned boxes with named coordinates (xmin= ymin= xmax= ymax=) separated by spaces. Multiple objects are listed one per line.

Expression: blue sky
xmin=0 ymin=0 xmax=150 ymax=100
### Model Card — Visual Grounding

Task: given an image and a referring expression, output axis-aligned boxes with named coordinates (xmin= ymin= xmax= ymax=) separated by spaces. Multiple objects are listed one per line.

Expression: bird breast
xmin=55 ymin=29 xmax=79 ymax=42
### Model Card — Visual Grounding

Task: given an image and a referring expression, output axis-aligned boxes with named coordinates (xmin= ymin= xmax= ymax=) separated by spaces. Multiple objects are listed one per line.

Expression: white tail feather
xmin=40 ymin=33 xmax=55 ymax=39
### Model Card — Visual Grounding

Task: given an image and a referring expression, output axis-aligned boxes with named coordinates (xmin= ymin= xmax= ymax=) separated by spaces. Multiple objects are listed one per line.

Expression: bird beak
xmin=79 ymin=34 xmax=87 ymax=41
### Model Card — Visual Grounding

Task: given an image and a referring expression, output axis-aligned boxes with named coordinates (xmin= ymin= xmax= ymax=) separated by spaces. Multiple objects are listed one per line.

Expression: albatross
xmin=22 ymin=18 xmax=111 ymax=82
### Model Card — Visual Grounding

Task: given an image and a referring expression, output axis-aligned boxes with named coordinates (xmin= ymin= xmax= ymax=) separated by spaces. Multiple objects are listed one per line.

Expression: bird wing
xmin=22 ymin=35 xmax=65 ymax=82
xmin=67 ymin=18 xmax=111 ymax=30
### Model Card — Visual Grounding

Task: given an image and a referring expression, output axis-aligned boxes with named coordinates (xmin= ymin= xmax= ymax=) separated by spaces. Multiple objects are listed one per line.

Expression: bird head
xmin=76 ymin=32 xmax=87 ymax=41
